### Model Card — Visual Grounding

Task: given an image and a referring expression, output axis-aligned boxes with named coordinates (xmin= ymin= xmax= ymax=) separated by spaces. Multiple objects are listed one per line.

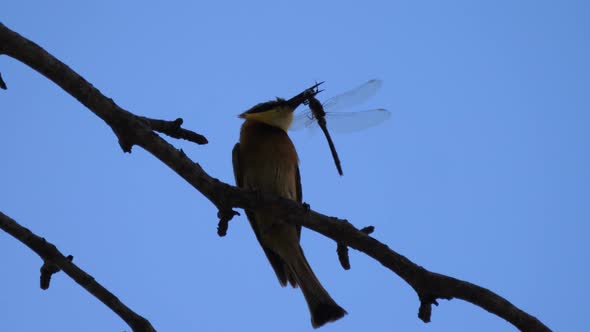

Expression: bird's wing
xmin=232 ymin=143 xmax=243 ymax=188
xmin=296 ymin=166 xmax=302 ymax=240
xmin=232 ymin=143 xmax=297 ymax=287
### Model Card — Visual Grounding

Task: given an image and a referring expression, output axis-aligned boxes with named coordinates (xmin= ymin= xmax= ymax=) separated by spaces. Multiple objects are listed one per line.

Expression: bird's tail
xmin=287 ymin=245 xmax=347 ymax=328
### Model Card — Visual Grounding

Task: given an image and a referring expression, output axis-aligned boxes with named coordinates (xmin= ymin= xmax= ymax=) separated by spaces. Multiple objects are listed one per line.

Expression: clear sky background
xmin=1 ymin=1 xmax=588 ymax=331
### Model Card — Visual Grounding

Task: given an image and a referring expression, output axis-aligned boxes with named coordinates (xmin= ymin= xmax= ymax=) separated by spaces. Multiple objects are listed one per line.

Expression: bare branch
xmin=0 ymin=23 xmax=551 ymax=332
xmin=0 ymin=212 xmax=156 ymax=332
xmin=0 ymin=71 xmax=6 ymax=89
xmin=336 ymin=225 xmax=375 ymax=270
xmin=40 ymin=254 xmax=73 ymax=290
xmin=216 ymin=208 xmax=240 ymax=237
xmin=139 ymin=116 xmax=208 ymax=145
xmin=336 ymin=241 xmax=351 ymax=270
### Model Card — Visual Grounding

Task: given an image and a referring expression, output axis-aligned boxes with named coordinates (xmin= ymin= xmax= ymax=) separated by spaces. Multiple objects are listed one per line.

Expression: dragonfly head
xmin=285 ymin=81 xmax=324 ymax=109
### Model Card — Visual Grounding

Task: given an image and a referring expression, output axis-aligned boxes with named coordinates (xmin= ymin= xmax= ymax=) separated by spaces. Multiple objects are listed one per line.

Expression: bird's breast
xmin=239 ymin=121 xmax=299 ymax=200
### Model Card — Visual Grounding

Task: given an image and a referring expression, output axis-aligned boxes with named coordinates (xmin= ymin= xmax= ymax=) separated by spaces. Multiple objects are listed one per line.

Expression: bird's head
xmin=239 ymin=82 xmax=323 ymax=132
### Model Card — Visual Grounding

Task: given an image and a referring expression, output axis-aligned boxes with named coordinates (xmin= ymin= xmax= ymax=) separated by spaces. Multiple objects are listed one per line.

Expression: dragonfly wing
xmin=323 ymin=109 xmax=391 ymax=133
xmin=322 ymin=79 xmax=383 ymax=113
xmin=289 ymin=110 xmax=315 ymax=131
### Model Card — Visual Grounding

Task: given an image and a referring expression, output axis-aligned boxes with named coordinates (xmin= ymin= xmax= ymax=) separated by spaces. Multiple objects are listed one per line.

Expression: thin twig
xmin=0 ymin=72 xmax=7 ymax=89
xmin=140 ymin=116 xmax=208 ymax=145
xmin=40 ymin=254 xmax=73 ymax=290
xmin=336 ymin=242 xmax=350 ymax=270
xmin=336 ymin=225 xmax=375 ymax=270
xmin=217 ymin=209 xmax=240 ymax=237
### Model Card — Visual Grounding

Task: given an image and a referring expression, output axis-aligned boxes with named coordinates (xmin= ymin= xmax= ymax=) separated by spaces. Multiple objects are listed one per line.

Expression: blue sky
xmin=1 ymin=1 xmax=588 ymax=331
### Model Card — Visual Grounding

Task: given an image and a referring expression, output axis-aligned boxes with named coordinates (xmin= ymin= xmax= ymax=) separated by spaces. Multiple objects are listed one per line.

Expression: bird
xmin=232 ymin=83 xmax=347 ymax=328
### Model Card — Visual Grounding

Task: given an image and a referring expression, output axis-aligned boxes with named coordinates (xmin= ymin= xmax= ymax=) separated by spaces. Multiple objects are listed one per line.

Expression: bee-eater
xmin=232 ymin=84 xmax=346 ymax=328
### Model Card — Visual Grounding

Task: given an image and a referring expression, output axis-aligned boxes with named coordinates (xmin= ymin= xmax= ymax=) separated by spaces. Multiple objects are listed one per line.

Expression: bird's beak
xmin=286 ymin=81 xmax=324 ymax=111
xmin=238 ymin=82 xmax=325 ymax=120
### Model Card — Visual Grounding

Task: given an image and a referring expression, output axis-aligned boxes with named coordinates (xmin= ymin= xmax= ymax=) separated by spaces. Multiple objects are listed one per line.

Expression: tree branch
xmin=0 ymin=71 xmax=7 ymax=89
xmin=0 ymin=23 xmax=551 ymax=331
xmin=0 ymin=212 xmax=156 ymax=332
xmin=40 ymin=254 xmax=73 ymax=290
xmin=139 ymin=116 xmax=208 ymax=145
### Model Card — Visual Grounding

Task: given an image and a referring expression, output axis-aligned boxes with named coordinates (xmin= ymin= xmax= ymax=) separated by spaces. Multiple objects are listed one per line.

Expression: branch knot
xmin=217 ymin=209 xmax=240 ymax=237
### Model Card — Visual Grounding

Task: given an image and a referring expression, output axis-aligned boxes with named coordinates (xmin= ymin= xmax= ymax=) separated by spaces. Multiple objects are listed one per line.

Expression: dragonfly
xmin=291 ymin=79 xmax=390 ymax=176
